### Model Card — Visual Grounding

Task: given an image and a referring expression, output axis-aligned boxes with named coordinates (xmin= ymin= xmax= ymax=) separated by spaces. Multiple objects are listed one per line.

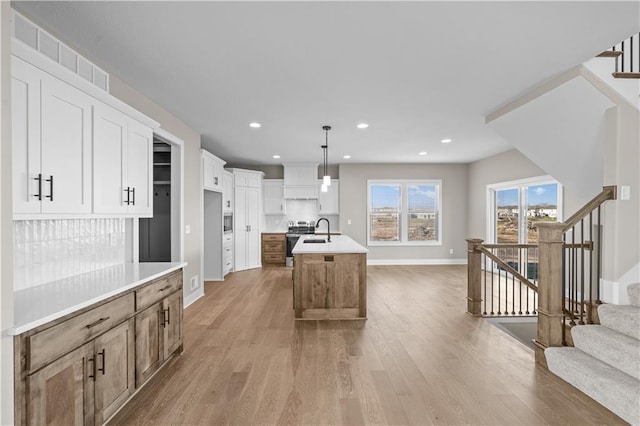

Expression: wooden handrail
xmin=562 ymin=186 xmax=616 ymax=232
xmin=481 ymin=243 xmax=537 ymax=249
xmin=477 ymin=246 xmax=538 ymax=292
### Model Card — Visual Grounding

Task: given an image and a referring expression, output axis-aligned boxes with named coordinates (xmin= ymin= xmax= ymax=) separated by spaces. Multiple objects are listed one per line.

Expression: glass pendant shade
xmin=323 ymin=175 xmax=331 ymax=186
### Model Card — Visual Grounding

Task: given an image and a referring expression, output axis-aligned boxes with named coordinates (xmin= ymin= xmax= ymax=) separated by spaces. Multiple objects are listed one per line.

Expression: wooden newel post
xmin=534 ymin=222 xmax=565 ymax=367
xmin=466 ymin=238 xmax=484 ymax=316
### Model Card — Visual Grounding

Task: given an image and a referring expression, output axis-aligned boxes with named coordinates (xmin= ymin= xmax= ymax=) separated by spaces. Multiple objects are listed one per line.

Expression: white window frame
xmin=486 ymin=175 xmax=563 ymax=244
xmin=367 ymin=179 xmax=442 ymax=246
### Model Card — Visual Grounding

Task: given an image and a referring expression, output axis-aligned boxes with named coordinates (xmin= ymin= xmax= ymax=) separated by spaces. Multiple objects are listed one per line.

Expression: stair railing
xmin=467 ymin=186 xmax=617 ymax=367
xmin=466 ymin=240 xmax=538 ymax=317
xmin=597 ymin=33 xmax=640 ymax=78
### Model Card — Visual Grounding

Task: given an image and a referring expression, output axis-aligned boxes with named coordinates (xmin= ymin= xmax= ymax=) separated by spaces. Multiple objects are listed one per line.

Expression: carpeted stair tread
xmin=571 ymin=325 xmax=640 ymax=380
xmin=598 ymin=304 xmax=640 ymax=340
xmin=628 ymin=283 xmax=640 ymax=307
xmin=546 ymin=347 xmax=640 ymax=425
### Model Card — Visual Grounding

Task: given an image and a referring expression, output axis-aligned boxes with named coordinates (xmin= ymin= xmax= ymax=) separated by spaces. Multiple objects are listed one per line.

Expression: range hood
xmin=282 ymin=163 xmax=319 ymax=199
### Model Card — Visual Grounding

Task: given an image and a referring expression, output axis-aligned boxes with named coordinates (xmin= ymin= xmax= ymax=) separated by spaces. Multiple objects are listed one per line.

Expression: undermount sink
xmin=303 ymin=239 xmax=326 ymax=244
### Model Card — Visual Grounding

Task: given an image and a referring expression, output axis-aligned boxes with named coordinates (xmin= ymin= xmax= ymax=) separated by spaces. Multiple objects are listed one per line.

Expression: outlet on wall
xmin=449 ymin=249 xmax=454 ymax=255
xmin=190 ymin=276 xmax=199 ymax=291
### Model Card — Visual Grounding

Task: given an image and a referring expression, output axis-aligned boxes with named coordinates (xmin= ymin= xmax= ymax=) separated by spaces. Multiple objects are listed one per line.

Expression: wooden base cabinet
xmin=15 ymin=269 xmax=183 ymax=425
xmin=261 ymin=233 xmax=286 ymax=266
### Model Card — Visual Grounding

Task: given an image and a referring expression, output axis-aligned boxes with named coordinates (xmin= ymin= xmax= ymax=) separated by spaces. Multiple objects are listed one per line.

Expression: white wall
xmin=0 ymin=2 xmax=14 ymax=423
xmin=108 ymin=76 xmax=203 ymax=304
xmin=339 ymin=163 xmax=468 ymax=263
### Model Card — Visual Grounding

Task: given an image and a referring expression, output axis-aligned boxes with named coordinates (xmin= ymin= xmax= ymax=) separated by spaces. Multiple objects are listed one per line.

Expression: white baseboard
xmin=184 ymin=287 xmax=204 ymax=308
xmin=366 ymin=258 xmax=467 ymax=266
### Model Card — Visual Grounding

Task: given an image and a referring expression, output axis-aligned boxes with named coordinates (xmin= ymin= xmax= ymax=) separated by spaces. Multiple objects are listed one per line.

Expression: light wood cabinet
xmin=293 ymin=253 xmax=366 ymax=319
xmin=202 ymin=150 xmax=226 ymax=192
xmin=12 ymin=55 xmax=93 ymax=217
xmin=93 ymin=103 xmax=153 ymax=216
xmin=15 ymin=269 xmax=183 ymax=425
xmin=263 ymin=180 xmax=286 ymax=215
xmin=261 ymin=233 xmax=286 ymax=266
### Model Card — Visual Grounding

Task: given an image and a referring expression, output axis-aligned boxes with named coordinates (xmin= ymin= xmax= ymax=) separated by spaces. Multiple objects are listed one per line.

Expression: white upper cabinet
xmin=318 ymin=179 xmax=339 ymax=215
xmin=202 ymin=150 xmax=226 ymax=192
xmin=223 ymin=171 xmax=233 ymax=213
xmin=92 ymin=103 xmax=153 ymax=216
xmin=12 ymin=56 xmax=92 ymax=216
xmin=263 ymin=180 xmax=286 ymax=215
xmin=11 ymin=51 xmax=158 ymax=219
xmin=283 ymin=163 xmax=319 ymax=199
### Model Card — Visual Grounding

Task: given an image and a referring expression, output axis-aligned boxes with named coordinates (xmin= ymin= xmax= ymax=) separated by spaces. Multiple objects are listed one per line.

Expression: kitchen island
xmin=292 ymin=235 xmax=368 ymax=320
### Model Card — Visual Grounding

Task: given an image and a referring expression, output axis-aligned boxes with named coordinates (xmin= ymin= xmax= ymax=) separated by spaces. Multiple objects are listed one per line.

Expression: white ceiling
xmin=14 ymin=1 xmax=640 ymax=166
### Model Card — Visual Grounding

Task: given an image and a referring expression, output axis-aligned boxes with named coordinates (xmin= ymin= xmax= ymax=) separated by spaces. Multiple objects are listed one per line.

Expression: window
xmin=489 ymin=177 xmax=562 ymax=244
xmin=368 ymin=180 xmax=441 ymax=245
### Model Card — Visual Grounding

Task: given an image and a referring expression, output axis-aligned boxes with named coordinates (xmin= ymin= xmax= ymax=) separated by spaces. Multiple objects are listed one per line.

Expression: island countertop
xmin=12 ymin=262 xmax=187 ymax=335
xmin=292 ymin=234 xmax=368 ymax=254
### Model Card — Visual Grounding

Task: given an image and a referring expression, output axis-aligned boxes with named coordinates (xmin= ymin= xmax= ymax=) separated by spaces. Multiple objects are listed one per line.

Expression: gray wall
xmin=225 ymin=164 xmax=339 ymax=180
xmin=339 ymin=163 xmax=468 ymax=262
xmin=466 ymin=149 xmax=546 ymax=240
xmin=108 ymin=76 xmax=203 ymax=304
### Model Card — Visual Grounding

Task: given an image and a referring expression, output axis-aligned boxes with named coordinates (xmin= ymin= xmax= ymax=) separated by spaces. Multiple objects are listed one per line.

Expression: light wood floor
xmin=109 ymin=265 xmax=624 ymax=425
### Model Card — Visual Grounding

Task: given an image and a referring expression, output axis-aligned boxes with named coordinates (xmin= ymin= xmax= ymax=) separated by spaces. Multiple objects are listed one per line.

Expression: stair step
xmin=596 ymin=51 xmax=623 ymax=58
xmin=598 ymin=304 xmax=640 ymax=340
xmin=571 ymin=325 xmax=640 ymax=380
xmin=546 ymin=347 xmax=640 ymax=425
xmin=612 ymin=72 xmax=640 ymax=79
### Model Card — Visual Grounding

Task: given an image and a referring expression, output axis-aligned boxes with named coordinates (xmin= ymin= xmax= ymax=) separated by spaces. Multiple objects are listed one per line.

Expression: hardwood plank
xmin=108 ymin=265 xmax=626 ymax=425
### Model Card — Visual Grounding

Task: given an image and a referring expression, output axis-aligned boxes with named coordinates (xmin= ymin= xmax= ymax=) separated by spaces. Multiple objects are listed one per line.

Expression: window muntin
xmin=368 ymin=180 xmax=441 ymax=245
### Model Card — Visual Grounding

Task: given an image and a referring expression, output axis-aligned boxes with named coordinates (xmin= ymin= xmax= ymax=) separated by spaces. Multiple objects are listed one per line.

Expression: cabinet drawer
xmin=263 ymin=241 xmax=284 ymax=252
xmin=224 ymin=233 xmax=233 ymax=243
xmin=136 ymin=271 xmax=182 ymax=311
xmin=263 ymin=253 xmax=285 ymax=263
xmin=28 ymin=293 xmax=135 ymax=373
xmin=262 ymin=233 xmax=285 ymax=242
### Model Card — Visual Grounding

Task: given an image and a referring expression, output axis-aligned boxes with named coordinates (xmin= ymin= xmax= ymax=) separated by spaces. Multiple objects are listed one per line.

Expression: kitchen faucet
xmin=316 ymin=218 xmax=331 ymax=242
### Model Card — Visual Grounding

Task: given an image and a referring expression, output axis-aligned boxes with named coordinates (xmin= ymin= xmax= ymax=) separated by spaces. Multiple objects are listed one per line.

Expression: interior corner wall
xmin=338 ymin=163 xmax=468 ymax=262
xmin=0 ymin=2 xmax=14 ymax=423
xmin=108 ymin=76 xmax=202 ymax=304
xmin=601 ymin=104 xmax=640 ymax=303
xmin=466 ymin=149 xmax=547 ymax=241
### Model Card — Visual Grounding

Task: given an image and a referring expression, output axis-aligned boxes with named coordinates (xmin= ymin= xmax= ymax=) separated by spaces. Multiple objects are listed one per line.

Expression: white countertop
xmin=292 ymin=235 xmax=368 ymax=254
xmin=12 ymin=262 xmax=187 ymax=335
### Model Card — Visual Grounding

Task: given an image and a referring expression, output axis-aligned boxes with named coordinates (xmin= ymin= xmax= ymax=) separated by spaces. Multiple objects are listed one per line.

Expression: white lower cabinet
xmin=224 ymin=233 xmax=234 ymax=276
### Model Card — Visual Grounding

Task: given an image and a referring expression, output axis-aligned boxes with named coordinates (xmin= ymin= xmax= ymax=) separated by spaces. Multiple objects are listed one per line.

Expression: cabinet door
xmin=246 ymin=187 xmax=262 ymax=269
xmin=93 ymin=103 xmax=128 ymax=214
xmin=318 ymin=180 xmax=339 ymax=214
xmin=127 ymin=120 xmax=153 ymax=215
xmin=11 ymin=56 xmax=42 ymax=215
xmin=223 ymin=172 xmax=233 ymax=213
xmin=40 ymin=74 xmax=92 ymax=214
xmin=234 ymin=187 xmax=248 ymax=271
xmin=162 ymin=291 xmax=183 ymax=360
xmin=94 ymin=318 xmax=135 ymax=424
xmin=263 ymin=180 xmax=285 ymax=214
xmin=135 ymin=304 xmax=161 ymax=387
xmin=27 ymin=342 xmax=94 ymax=426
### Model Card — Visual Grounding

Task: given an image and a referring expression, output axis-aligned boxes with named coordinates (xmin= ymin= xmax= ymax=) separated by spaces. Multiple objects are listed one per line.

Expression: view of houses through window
xmin=494 ymin=181 xmax=560 ymax=244
xmin=368 ymin=180 xmax=441 ymax=245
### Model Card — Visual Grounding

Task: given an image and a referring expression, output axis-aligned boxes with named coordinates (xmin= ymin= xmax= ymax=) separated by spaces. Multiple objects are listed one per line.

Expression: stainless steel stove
xmin=285 ymin=220 xmax=316 ymax=266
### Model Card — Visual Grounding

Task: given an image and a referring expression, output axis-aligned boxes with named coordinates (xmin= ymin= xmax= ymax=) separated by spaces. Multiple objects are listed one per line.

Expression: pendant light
xmin=321 ymin=125 xmax=332 ymax=192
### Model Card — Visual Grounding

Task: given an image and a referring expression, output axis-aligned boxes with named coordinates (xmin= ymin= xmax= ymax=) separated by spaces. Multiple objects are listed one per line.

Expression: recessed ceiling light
xmin=249 ymin=122 xmax=261 ymax=128
xmin=357 ymin=123 xmax=369 ymax=129
xmin=343 ymin=155 xmax=351 ymax=159
xmin=273 ymin=155 xmax=280 ymax=159
xmin=418 ymin=151 xmax=428 ymax=156
xmin=441 ymin=138 xmax=452 ymax=143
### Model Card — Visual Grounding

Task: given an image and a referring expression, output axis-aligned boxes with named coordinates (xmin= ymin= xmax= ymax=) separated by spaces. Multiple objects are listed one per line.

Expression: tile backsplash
xmin=14 ymin=219 xmax=125 ymax=290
